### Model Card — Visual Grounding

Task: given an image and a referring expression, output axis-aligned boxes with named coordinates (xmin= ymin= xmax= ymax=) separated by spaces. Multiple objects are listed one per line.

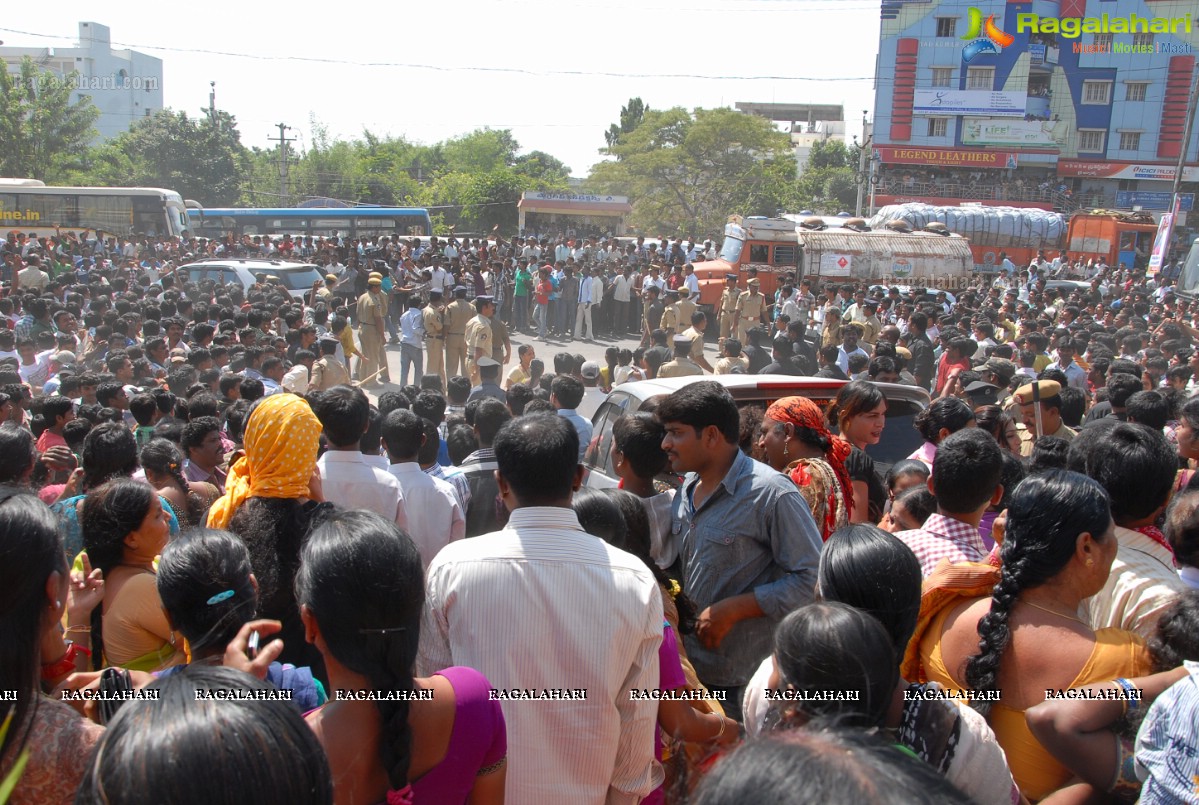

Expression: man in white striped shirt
xmin=419 ymin=415 xmax=663 ymax=804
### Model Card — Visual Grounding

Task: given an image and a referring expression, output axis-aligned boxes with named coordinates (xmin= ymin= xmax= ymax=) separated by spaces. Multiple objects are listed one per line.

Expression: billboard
xmin=961 ymin=119 xmax=1067 ymax=148
xmin=874 ymin=146 xmax=1019 ymax=168
xmin=1057 ymin=161 xmax=1199 ymax=182
xmin=913 ymin=89 xmax=1028 ymax=117
xmin=1115 ymin=192 xmax=1195 ymax=212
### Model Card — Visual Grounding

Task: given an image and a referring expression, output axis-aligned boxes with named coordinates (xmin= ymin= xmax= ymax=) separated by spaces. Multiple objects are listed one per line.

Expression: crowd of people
xmin=2 ymin=224 xmax=1199 ymax=805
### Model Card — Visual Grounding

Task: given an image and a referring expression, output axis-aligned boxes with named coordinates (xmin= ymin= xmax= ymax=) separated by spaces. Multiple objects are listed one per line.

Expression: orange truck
xmin=690 ymin=216 xmax=973 ymax=307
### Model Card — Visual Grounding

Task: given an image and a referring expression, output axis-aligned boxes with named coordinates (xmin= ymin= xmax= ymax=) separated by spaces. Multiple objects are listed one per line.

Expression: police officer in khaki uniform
xmin=660 ymin=288 xmax=680 ymax=339
xmin=679 ymin=310 xmax=715 ymax=373
xmin=443 ymin=285 xmax=474 ymax=380
xmin=356 ymin=272 xmax=389 ymax=386
xmin=718 ymin=273 xmax=741 ymax=342
xmin=657 ymin=334 xmax=705 ymax=378
xmin=675 ymin=288 xmax=697 ymax=330
xmin=1013 ymin=379 xmax=1076 ymax=458
xmin=736 ymin=277 xmax=767 ymax=342
xmin=464 ymin=295 xmax=495 ymax=386
xmin=422 ymin=290 xmax=446 ymax=389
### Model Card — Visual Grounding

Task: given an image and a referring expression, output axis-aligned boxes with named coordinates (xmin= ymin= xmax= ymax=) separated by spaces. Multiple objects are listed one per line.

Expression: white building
xmin=1 ymin=22 xmax=164 ymax=143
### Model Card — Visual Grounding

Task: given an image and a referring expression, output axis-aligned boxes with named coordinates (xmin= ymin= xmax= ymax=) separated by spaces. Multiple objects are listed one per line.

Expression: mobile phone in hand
xmin=246 ymin=630 xmax=260 ymax=661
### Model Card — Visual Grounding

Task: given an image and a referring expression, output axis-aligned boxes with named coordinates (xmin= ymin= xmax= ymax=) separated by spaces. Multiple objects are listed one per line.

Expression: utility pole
xmin=1170 ymin=63 xmax=1199 ymax=212
xmin=208 ymin=81 xmax=216 ymax=124
xmin=271 ymin=123 xmax=295 ymax=205
xmin=855 ymin=110 xmax=869 ymax=217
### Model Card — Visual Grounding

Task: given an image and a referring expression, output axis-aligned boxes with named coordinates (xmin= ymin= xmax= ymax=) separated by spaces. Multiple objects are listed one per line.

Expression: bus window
xmin=749 ymin=244 xmax=769 ymax=263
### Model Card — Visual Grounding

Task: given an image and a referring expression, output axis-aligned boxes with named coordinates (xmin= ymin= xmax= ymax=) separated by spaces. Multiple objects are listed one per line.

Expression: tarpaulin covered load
xmin=867 ymin=204 xmax=1066 ymax=250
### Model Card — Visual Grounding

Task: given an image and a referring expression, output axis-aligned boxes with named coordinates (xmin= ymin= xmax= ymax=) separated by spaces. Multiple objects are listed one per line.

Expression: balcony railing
xmin=874 ymin=179 xmax=1111 ymax=212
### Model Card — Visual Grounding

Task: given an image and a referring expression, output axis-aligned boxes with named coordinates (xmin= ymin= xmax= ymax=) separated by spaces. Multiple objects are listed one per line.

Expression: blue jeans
xmin=513 ymin=295 xmax=529 ymax=333
xmin=400 ymin=343 xmax=423 ymax=386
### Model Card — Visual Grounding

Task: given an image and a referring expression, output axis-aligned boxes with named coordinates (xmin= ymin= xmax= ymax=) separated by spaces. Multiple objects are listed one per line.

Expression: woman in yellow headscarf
xmin=207 ymin=394 xmax=327 ymax=673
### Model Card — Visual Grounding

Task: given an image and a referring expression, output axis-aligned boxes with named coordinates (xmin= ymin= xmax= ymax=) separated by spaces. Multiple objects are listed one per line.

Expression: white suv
xmin=182 ymin=259 xmax=325 ymax=301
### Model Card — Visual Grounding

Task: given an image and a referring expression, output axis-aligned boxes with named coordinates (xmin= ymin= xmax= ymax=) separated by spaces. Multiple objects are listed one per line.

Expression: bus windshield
xmin=1180 ymin=238 xmax=1199 ymax=296
xmin=719 ymin=235 xmax=743 ymax=263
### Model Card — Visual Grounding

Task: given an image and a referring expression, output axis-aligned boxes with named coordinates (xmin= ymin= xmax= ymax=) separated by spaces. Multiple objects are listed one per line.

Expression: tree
xmin=513 ymin=150 xmax=571 ymax=183
xmin=590 ymin=107 xmax=796 ymax=236
xmin=0 ymin=57 xmax=99 ymax=181
xmin=794 ymin=137 xmax=860 ymax=214
xmin=76 ymin=109 xmax=249 ymax=206
xmin=604 ymin=98 xmax=648 ymax=150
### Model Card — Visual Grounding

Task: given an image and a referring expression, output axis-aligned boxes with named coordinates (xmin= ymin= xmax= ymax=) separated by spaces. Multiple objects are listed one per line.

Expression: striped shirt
xmin=1135 ymin=661 xmax=1199 ymax=803
xmin=895 ymin=513 xmax=989 ymax=578
xmin=418 ymin=507 xmax=664 ymax=804
xmin=1084 ymin=526 xmax=1187 ymax=639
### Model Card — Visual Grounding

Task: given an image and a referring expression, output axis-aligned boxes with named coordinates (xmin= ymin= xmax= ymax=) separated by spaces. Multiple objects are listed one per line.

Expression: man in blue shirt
xmin=550 ymin=374 xmax=592 ymax=461
xmin=398 ymin=296 xmax=426 ymax=387
xmin=658 ymin=381 xmax=821 ymax=720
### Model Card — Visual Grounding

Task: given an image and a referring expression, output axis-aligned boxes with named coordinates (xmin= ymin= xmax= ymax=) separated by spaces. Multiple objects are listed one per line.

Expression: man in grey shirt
xmin=658 ymin=381 xmax=821 ymax=720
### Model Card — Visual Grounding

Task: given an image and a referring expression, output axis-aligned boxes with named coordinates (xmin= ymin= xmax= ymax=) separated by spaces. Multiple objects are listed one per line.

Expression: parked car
xmin=582 ymin=374 xmax=929 ymax=489
xmin=182 ymin=259 xmax=324 ymax=301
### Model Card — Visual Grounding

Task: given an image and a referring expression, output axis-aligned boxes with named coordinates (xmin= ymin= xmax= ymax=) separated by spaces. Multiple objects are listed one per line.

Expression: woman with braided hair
xmin=758 ymin=396 xmax=852 ymax=540
xmin=917 ymin=470 xmax=1149 ymax=801
xmin=141 ymin=439 xmax=219 ymax=531
xmin=299 ymin=509 xmax=506 ymax=805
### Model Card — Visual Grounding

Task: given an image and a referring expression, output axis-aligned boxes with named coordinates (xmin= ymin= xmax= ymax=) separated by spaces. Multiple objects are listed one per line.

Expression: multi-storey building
xmin=872 ymin=0 xmax=1198 ymax=214
xmin=1 ymin=22 xmax=164 ymax=144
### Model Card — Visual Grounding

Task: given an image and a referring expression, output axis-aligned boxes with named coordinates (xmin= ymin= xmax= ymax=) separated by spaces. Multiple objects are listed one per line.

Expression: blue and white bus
xmin=186 ymin=206 xmax=432 ymax=239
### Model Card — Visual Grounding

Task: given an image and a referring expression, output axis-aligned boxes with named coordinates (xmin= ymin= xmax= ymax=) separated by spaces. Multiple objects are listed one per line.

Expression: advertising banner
xmin=913 ymin=89 xmax=1027 ymax=117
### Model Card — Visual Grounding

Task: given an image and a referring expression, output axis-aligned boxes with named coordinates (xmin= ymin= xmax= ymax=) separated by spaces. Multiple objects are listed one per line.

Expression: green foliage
xmin=0 ymin=57 xmax=99 ymax=181
xmin=791 ymin=137 xmax=861 ymax=213
xmin=72 ymin=109 xmax=249 ymax=206
xmin=605 ymin=97 xmax=648 ymax=150
xmin=590 ymin=106 xmax=797 ymax=237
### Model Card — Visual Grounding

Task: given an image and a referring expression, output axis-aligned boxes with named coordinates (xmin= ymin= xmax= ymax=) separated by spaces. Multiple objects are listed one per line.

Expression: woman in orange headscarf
xmin=207 ymin=394 xmax=327 ymax=673
xmin=758 ymin=396 xmax=853 ymax=540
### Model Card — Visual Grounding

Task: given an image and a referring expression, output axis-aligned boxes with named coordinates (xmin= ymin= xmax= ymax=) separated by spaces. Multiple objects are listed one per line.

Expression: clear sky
xmin=1 ymin=0 xmax=880 ymax=178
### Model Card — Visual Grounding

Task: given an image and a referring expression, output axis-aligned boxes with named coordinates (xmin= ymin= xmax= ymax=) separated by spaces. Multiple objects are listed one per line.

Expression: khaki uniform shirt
xmin=661 ymin=305 xmax=679 ymax=334
xmin=465 ymin=314 xmax=494 ymax=359
xmin=357 ymin=290 xmax=386 ymax=327
xmin=714 ymin=355 xmax=750 ymax=375
xmin=737 ymin=291 xmax=766 ymax=321
xmin=423 ymin=304 xmax=445 ymax=340
xmin=445 ymin=300 xmax=473 ymax=336
xmin=681 ymin=326 xmax=706 ymax=364
xmin=1017 ymin=420 xmax=1076 ymax=458
xmin=675 ymin=299 xmax=697 ymax=328
xmin=720 ymin=287 xmax=741 ymax=316
xmin=657 ymin=358 xmax=704 ymax=378
xmin=311 ymin=355 xmax=352 ymax=390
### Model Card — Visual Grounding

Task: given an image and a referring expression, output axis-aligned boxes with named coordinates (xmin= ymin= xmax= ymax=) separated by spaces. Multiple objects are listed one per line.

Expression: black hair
xmin=359 ymin=405 xmax=383 ymax=457
xmin=655 ymin=380 xmax=740 ymax=443
xmin=914 ymin=397 xmax=974 ymax=444
xmin=612 ymin=413 xmax=669 ymax=479
xmin=1125 ymin=390 xmax=1170 ymax=431
xmin=446 ymin=375 xmax=471 ymax=404
xmin=157 ymin=530 xmax=257 ymax=657
xmin=773 ymin=602 xmax=899 ymax=728
xmin=993 ymin=451 xmax=1026 ymax=513
xmin=1107 ymin=372 xmax=1144 ymax=408
xmin=446 ymin=423 xmax=478 ymax=466
xmin=0 ymin=427 xmax=36 ymax=484
xmin=884 ymin=459 xmax=929 ymax=494
xmin=827 ymin=380 xmax=885 ymax=433
xmin=186 ymin=393 xmax=221 ymax=420
xmin=1146 ymin=590 xmax=1199 ymax=673
xmin=818 ymin=525 xmax=922 ymax=657
xmin=965 ymin=470 xmax=1111 ymax=714
xmin=76 ymin=665 xmax=333 ymax=805
xmin=972 ymin=405 xmax=1013 ymax=449
xmin=381 ymin=409 xmax=425 ymax=463
xmin=411 ymin=391 xmax=447 ymax=424
xmin=931 ymin=428 xmax=1002 ymax=513
xmin=893 ymin=485 xmax=936 ymax=526
xmin=415 ymin=419 xmax=441 ymax=467
xmin=377 ymin=391 xmax=409 ymax=417
xmin=550 ymin=374 xmax=584 ymax=410
xmin=140 ymin=437 xmax=203 ymax=518
xmin=181 ymin=416 xmax=221 ymax=455
xmin=1163 ymin=489 xmax=1199 ymax=569
xmin=0 ymin=489 xmax=66 ymax=771
xmin=473 ymin=398 xmax=512 ymax=447
xmin=1057 ymin=386 xmax=1086 ymax=429
xmin=311 ymin=385 xmax=369 ymax=448
xmin=42 ymin=395 xmax=75 ymax=424
xmin=1069 ymin=422 xmax=1175 ymax=524
xmin=81 ymin=479 xmax=157 ymax=670
xmin=1028 ymin=434 xmax=1070 ymax=474
xmin=494 ymin=415 xmax=579 ymax=505
xmin=81 ymin=421 xmax=140 ymax=491
xmin=506 ymin=383 xmax=533 ymax=416
xmin=295 ymin=510 xmax=423 ymax=794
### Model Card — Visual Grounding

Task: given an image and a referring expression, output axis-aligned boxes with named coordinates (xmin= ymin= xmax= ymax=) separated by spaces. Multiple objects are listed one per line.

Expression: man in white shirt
xmin=575 ymin=266 xmax=603 ymax=341
xmin=612 ymin=266 xmax=635 ymax=334
xmin=419 ymin=414 xmax=663 ymax=804
xmin=382 ymin=409 xmax=465 ymax=567
xmin=16 ymin=256 xmax=49 ymax=291
xmin=682 ymin=263 xmax=700 ymax=298
xmin=312 ymin=385 xmax=408 ymax=528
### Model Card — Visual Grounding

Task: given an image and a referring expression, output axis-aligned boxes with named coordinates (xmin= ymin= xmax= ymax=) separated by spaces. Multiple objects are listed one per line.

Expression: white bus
xmin=0 ymin=179 xmax=189 ymax=239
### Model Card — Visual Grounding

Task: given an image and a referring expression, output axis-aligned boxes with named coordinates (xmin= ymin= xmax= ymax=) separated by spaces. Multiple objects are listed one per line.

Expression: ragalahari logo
xmin=961 ymin=7 xmax=1015 ymax=62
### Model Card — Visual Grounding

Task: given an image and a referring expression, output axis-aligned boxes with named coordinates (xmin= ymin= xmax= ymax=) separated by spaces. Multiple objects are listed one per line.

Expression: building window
xmin=936 ymin=17 xmax=957 ymax=37
xmin=1078 ymin=129 xmax=1106 ymax=153
xmin=966 ymin=66 xmax=994 ymax=90
xmin=927 ymin=118 xmax=948 ymax=137
xmin=1093 ymin=33 xmax=1114 ymax=49
xmin=1132 ymin=32 xmax=1154 ymax=49
xmin=1125 ymin=82 xmax=1148 ymax=102
xmin=931 ymin=67 xmax=954 ymax=88
xmin=1119 ymin=131 xmax=1142 ymax=151
xmin=1082 ymin=80 xmax=1112 ymax=105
